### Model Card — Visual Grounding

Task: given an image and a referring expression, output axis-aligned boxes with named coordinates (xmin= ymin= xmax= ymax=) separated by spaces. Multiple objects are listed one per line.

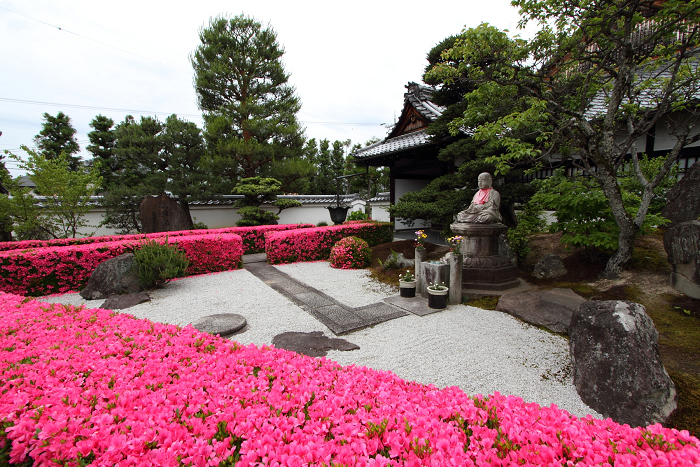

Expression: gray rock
xmin=80 ymin=253 xmax=142 ymax=300
xmin=496 ymin=288 xmax=584 ymax=334
xmin=192 ymin=313 xmax=247 ymax=337
xmin=570 ymin=300 xmax=677 ymax=427
xmin=661 ymin=161 xmax=700 ymax=225
xmin=382 ymin=251 xmax=413 ymax=269
xmin=532 ymin=254 xmax=567 ymax=279
xmin=140 ymin=193 xmax=193 ymax=233
xmin=272 ymin=331 xmax=359 ymax=357
xmin=664 ymin=220 xmax=700 ymax=298
xmin=100 ymin=292 xmax=151 ymax=310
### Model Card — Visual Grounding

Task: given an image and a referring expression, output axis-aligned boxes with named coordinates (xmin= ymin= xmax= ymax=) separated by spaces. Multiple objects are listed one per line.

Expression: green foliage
xmin=305 ymin=139 xmax=350 ymax=195
xmin=506 ymin=201 xmax=546 ymax=263
xmin=99 ymin=114 xmax=206 ymax=232
xmin=87 ymin=114 xmax=117 ymax=185
xmin=232 ymin=177 xmax=299 ymax=226
xmin=425 ymin=1 xmax=700 ymax=276
xmin=532 ymin=168 xmax=671 ymax=254
xmin=132 ymin=240 xmax=189 ymax=289
xmin=191 ymin=14 xmax=304 ymax=181
xmin=378 ymin=250 xmax=400 ymax=270
xmin=33 ymin=111 xmax=81 ymax=171
xmin=267 ymin=157 xmax=315 ymax=194
xmin=1 ymin=148 xmax=102 ymax=239
xmin=347 ymin=138 xmax=389 ymax=199
xmin=316 ymin=221 xmax=328 ymax=227
xmin=347 ymin=210 xmax=367 ymax=221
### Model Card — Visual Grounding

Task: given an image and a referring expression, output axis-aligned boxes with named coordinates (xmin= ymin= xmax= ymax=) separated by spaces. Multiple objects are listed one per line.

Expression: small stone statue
xmin=456 ymin=172 xmax=502 ymax=224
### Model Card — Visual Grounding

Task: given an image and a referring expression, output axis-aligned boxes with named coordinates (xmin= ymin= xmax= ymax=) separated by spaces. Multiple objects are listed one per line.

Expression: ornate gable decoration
xmin=387 ymin=82 xmax=440 ymax=138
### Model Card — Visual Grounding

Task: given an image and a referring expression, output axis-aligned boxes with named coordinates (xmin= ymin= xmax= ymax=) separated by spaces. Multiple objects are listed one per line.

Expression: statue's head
xmin=477 ymin=172 xmax=493 ymax=189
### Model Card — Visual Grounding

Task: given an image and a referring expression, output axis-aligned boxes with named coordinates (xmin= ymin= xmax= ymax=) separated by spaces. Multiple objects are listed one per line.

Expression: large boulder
xmin=496 ymin=288 xmax=584 ymax=334
xmin=661 ymin=161 xmax=700 ymax=225
xmin=664 ymin=220 xmax=700 ymax=299
xmin=532 ymin=254 xmax=567 ymax=279
xmin=570 ymin=300 xmax=677 ymax=427
xmin=80 ymin=253 xmax=142 ymax=300
xmin=140 ymin=194 xmax=193 ymax=233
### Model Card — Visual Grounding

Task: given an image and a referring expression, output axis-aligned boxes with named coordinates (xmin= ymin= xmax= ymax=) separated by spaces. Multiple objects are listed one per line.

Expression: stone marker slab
xmin=353 ymin=302 xmax=409 ymax=323
xmin=192 ymin=313 xmax=247 ymax=337
xmin=272 ymin=331 xmax=359 ymax=357
xmin=100 ymin=292 xmax=151 ymax=310
xmin=495 ymin=288 xmax=586 ymax=334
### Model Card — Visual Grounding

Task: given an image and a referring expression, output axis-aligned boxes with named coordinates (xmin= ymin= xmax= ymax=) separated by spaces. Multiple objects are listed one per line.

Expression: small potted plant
xmin=415 ymin=229 xmax=428 ymax=250
xmin=427 ymin=281 xmax=449 ymax=309
xmin=399 ymin=269 xmax=416 ymax=297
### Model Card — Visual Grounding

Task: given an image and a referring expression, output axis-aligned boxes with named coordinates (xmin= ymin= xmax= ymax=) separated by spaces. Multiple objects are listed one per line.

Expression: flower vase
xmin=399 ymin=279 xmax=417 ymax=298
xmin=428 ymin=287 xmax=449 ymax=309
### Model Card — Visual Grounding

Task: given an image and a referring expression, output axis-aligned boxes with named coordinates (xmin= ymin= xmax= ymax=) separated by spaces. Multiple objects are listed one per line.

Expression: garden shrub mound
xmin=0 ymin=234 xmax=244 ymax=296
xmin=265 ymin=221 xmax=393 ymax=264
xmin=329 ymin=236 xmax=372 ymax=269
xmin=0 ymin=224 xmax=313 ymax=254
xmin=1 ymin=293 xmax=698 ymax=466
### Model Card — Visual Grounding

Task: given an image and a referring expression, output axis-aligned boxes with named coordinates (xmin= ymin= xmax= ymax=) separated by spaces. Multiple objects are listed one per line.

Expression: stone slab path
xmin=243 ymin=254 xmax=440 ymax=335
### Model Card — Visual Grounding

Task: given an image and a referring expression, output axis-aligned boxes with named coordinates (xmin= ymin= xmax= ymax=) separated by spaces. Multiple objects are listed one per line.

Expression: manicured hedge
xmin=0 ymin=234 xmax=244 ymax=296
xmin=265 ymin=222 xmax=394 ymax=264
xmin=1 ymin=294 xmax=698 ymax=466
xmin=0 ymin=224 xmax=313 ymax=254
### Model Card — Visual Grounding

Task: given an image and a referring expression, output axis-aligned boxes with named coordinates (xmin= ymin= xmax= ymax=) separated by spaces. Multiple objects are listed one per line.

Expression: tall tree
xmin=347 ymin=138 xmax=389 ymax=199
xmin=33 ymin=111 xmax=81 ymax=171
xmin=86 ymin=115 xmax=117 ymax=187
xmin=427 ymin=0 xmax=700 ymax=278
xmin=1 ymin=148 xmax=101 ymax=239
xmin=190 ymin=14 xmax=304 ymax=185
xmin=100 ymin=114 xmax=207 ymax=233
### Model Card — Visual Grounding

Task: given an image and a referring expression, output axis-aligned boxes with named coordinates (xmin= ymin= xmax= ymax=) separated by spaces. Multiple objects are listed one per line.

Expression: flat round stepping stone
xmin=192 ymin=313 xmax=247 ymax=336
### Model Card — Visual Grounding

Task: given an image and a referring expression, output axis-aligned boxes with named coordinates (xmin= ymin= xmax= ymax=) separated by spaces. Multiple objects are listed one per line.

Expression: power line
xmin=0 ymin=6 xmax=190 ymax=75
xmin=0 ymin=97 xmax=387 ymax=126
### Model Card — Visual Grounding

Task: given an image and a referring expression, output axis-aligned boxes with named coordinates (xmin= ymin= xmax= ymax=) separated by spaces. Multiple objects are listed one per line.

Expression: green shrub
xmin=133 ymin=239 xmax=189 ymax=289
xmin=347 ymin=210 xmax=368 ymax=221
xmin=378 ymin=250 xmax=401 ymax=270
xmin=507 ymin=201 xmax=546 ymax=263
xmin=329 ymin=236 xmax=372 ymax=269
xmin=316 ymin=221 xmax=329 ymax=227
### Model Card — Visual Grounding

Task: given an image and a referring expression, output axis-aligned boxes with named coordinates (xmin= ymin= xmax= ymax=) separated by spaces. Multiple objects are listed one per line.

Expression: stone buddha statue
xmin=455 ymin=172 xmax=502 ymax=224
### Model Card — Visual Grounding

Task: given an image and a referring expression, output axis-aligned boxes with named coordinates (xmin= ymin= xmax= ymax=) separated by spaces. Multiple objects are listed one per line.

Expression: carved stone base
xmin=451 ymin=221 xmax=520 ymax=291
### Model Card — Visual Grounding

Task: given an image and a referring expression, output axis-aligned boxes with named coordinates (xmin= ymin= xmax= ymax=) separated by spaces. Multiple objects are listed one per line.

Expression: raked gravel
xmin=39 ymin=261 xmax=603 ymax=420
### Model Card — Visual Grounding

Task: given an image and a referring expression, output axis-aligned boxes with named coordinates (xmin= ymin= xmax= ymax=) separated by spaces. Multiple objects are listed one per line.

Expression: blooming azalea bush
xmin=0 ymin=224 xmax=312 ymax=254
xmin=265 ymin=222 xmax=393 ymax=264
xmin=1 ymin=293 xmax=698 ymax=466
xmin=0 ymin=234 xmax=244 ymax=296
xmin=329 ymin=236 xmax=372 ymax=269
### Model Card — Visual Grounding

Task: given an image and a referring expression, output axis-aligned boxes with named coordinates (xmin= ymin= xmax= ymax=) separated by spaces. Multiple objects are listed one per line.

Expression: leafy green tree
xmin=232 ymin=177 xmax=301 ymax=226
xmin=427 ymin=0 xmax=700 ymax=278
xmin=33 ymin=111 xmax=81 ymax=171
xmin=305 ymin=139 xmax=350 ymax=195
xmin=267 ymin=157 xmax=315 ymax=194
xmin=1 ymin=147 xmax=102 ymax=239
xmin=100 ymin=115 xmax=206 ymax=233
xmin=191 ymin=14 xmax=304 ymax=183
xmin=86 ymin=115 xmax=117 ymax=186
xmin=389 ymin=26 xmax=536 ymax=232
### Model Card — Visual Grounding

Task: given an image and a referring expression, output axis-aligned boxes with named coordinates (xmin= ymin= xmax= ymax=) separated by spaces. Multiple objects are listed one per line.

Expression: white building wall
xmin=394 ymin=179 xmax=431 ymax=230
xmin=63 ymin=199 xmax=392 ymax=238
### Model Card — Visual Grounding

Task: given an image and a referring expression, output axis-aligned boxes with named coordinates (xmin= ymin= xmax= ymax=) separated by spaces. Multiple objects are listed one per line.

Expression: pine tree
xmin=190 ymin=14 xmax=304 ymax=185
xmin=33 ymin=111 xmax=81 ymax=171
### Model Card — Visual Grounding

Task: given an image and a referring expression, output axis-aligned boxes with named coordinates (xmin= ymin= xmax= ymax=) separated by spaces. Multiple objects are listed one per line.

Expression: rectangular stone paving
xmin=242 ymin=254 xmax=442 ymax=335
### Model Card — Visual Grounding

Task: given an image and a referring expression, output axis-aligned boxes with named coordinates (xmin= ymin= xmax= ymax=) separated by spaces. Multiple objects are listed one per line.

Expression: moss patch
xmin=666 ymin=371 xmax=700 ymax=438
xmin=464 ymin=295 xmax=500 ymax=310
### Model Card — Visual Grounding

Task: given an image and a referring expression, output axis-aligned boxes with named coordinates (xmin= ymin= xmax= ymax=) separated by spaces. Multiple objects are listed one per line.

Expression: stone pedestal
xmin=415 ymin=247 xmax=427 ymax=293
xmin=450 ymin=222 xmax=519 ymax=291
xmin=448 ymin=253 xmax=463 ymax=305
xmin=419 ymin=261 xmax=450 ymax=298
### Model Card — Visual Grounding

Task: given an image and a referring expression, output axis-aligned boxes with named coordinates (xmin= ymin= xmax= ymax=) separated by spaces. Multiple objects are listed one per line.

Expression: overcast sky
xmin=0 ymin=0 xmax=530 ymax=176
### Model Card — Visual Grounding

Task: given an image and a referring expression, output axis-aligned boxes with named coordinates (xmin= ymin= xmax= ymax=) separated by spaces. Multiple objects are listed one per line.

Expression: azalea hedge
xmin=1 ymin=294 xmax=698 ymax=466
xmin=265 ymin=222 xmax=394 ymax=264
xmin=0 ymin=234 xmax=244 ymax=297
xmin=0 ymin=224 xmax=313 ymax=254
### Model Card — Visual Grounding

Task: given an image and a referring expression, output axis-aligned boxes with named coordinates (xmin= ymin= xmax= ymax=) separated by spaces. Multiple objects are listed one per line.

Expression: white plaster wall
xmin=654 ymin=112 xmax=700 ymax=151
xmin=50 ymin=199 xmax=392 ymax=238
xmin=394 ymin=179 xmax=431 ymax=230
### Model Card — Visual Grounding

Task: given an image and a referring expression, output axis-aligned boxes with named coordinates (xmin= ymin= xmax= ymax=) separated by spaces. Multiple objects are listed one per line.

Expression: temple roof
xmin=353 ymin=82 xmax=444 ymax=163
